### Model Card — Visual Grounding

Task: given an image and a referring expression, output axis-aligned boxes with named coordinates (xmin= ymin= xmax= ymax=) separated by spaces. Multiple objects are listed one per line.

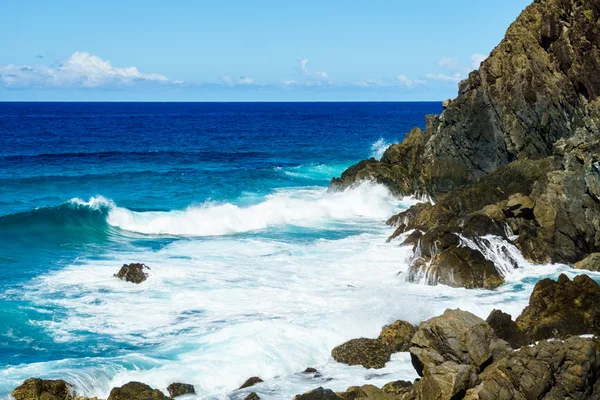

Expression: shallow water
xmin=0 ymin=102 xmax=595 ymax=399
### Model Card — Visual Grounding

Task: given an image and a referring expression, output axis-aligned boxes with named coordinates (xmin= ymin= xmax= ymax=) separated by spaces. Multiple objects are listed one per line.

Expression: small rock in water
xmin=244 ymin=393 xmax=260 ymax=400
xmin=114 ymin=263 xmax=150 ymax=284
xmin=331 ymin=338 xmax=392 ymax=369
xmin=107 ymin=381 xmax=169 ymax=400
xmin=12 ymin=378 xmax=75 ymax=400
xmin=303 ymin=367 xmax=318 ymax=373
xmin=167 ymin=382 xmax=195 ymax=397
xmin=293 ymin=387 xmax=340 ymax=400
xmin=238 ymin=377 xmax=263 ymax=389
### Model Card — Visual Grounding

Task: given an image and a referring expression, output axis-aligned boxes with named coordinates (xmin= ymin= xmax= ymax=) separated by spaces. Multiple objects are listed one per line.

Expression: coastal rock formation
xmin=12 ymin=378 xmax=75 ymax=400
xmin=114 ymin=263 xmax=150 ymax=284
xmin=107 ymin=382 xmax=170 ymax=400
xmin=515 ymin=273 xmax=600 ymax=341
xmin=166 ymin=383 xmax=195 ymax=398
xmin=485 ymin=309 xmax=528 ymax=349
xmin=238 ymin=377 xmax=264 ymax=390
xmin=330 ymin=0 xmax=600 ymax=287
xmin=575 ymin=252 xmax=600 ymax=271
xmin=331 ymin=338 xmax=392 ymax=369
xmin=292 ymin=387 xmax=341 ymax=400
xmin=378 ymin=320 xmax=416 ymax=352
xmin=244 ymin=393 xmax=261 ymax=400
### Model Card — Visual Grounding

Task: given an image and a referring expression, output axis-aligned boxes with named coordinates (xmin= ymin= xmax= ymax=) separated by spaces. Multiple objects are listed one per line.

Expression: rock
xmin=516 ymin=274 xmax=600 ymax=341
xmin=238 ymin=377 xmax=263 ymax=390
xmin=244 ymin=393 xmax=260 ymax=400
xmin=575 ymin=252 xmax=600 ymax=271
xmin=412 ymin=361 xmax=478 ymax=400
xmin=331 ymin=338 xmax=392 ymax=369
xmin=12 ymin=378 xmax=75 ymax=400
xmin=378 ymin=320 xmax=416 ymax=352
xmin=339 ymin=385 xmax=406 ymax=400
xmin=503 ymin=194 xmax=534 ymax=219
xmin=442 ymin=99 xmax=451 ymax=109
xmin=107 ymin=382 xmax=170 ymax=400
xmin=114 ymin=263 xmax=150 ymax=284
xmin=166 ymin=383 xmax=195 ymax=398
xmin=485 ymin=309 xmax=528 ymax=349
xmin=303 ymin=367 xmax=318 ymax=374
xmin=293 ymin=387 xmax=341 ymax=400
xmin=465 ymin=337 xmax=600 ymax=400
xmin=381 ymin=380 xmax=414 ymax=398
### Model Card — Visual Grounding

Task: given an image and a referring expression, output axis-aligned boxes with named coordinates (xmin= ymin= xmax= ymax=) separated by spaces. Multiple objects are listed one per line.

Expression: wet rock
xmin=244 ymin=393 xmax=260 ymax=400
xmin=378 ymin=320 xmax=416 ymax=352
xmin=238 ymin=377 xmax=264 ymax=390
xmin=331 ymin=338 xmax=392 ymax=369
xmin=114 ymin=263 xmax=150 ymax=284
xmin=107 ymin=382 xmax=170 ymax=400
xmin=293 ymin=387 xmax=341 ymax=400
xmin=12 ymin=378 xmax=75 ymax=400
xmin=574 ymin=252 xmax=600 ymax=271
xmin=166 ymin=383 xmax=195 ymax=398
xmin=465 ymin=337 xmax=600 ymax=400
xmin=485 ymin=309 xmax=528 ymax=349
xmin=381 ymin=381 xmax=414 ymax=398
xmin=516 ymin=274 xmax=600 ymax=341
xmin=303 ymin=367 xmax=318 ymax=374
xmin=339 ymin=385 xmax=406 ymax=400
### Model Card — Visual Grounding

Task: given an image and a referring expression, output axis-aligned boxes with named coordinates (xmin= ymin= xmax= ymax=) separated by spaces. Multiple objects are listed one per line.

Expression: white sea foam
xmin=370 ymin=138 xmax=392 ymax=160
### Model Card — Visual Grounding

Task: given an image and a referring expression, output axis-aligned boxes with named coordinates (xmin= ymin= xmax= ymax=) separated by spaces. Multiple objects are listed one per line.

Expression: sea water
xmin=0 ymin=102 xmax=594 ymax=399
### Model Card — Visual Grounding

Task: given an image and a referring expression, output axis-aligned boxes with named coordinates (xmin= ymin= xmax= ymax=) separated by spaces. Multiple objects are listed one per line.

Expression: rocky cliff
xmin=331 ymin=0 xmax=600 ymax=286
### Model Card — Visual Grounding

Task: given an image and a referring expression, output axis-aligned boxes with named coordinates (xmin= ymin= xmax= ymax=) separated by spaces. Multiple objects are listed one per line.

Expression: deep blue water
xmin=0 ymin=102 xmax=442 ymax=397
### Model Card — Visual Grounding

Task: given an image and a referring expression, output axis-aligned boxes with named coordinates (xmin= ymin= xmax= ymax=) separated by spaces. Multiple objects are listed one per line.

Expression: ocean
xmin=0 ymin=102 xmax=590 ymax=399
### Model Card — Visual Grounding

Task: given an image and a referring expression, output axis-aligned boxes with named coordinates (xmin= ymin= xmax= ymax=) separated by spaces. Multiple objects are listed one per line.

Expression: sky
xmin=0 ymin=0 xmax=532 ymax=101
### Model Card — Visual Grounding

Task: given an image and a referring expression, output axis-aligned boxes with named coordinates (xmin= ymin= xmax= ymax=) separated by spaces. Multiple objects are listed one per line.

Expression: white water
xmin=3 ymin=183 xmax=596 ymax=399
xmin=370 ymin=138 xmax=392 ymax=160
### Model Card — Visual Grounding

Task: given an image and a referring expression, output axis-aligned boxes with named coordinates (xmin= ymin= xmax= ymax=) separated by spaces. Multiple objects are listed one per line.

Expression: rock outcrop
xmin=114 ymin=263 xmax=150 ymax=284
xmin=485 ymin=309 xmax=528 ymax=349
xmin=238 ymin=377 xmax=264 ymax=390
xmin=378 ymin=320 xmax=417 ymax=352
xmin=166 ymin=383 xmax=195 ymax=398
xmin=575 ymin=252 xmax=600 ymax=271
xmin=107 ymin=382 xmax=170 ymax=400
xmin=12 ymin=378 xmax=75 ymax=400
xmin=330 ymin=0 xmax=600 ymax=288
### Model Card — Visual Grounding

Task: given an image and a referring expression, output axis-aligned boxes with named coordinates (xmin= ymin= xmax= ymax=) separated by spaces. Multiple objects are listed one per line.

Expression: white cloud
xmin=220 ymin=75 xmax=255 ymax=86
xmin=0 ymin=51 xmax=175 ymax=89
xmin=471 ymin=53 xmax=487 ymax=69
xmin=437 ymin=57 xmax=461 ymax=70
xmin=237 ymin=76 xmax=254 ymax=85
xmin=298 ymin=58 xmax=329 ymax=81
xmin=426 ymin=73 xmax=463 ymax=83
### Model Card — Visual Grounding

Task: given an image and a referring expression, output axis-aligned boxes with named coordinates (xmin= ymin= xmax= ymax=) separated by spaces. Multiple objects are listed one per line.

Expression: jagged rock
xmin=339 ymin=385 xmax=406 ymax=400
xmin=238 ymin=377 xmax=263 ymax=390
xmin=378 ymin=320 xmax=416 ymax=352
xmin=107 ymin=382 xmax=169 ymax=400
xmin=485 ymin=309 xmax=528 ymax=349
xmin=503 ymin=194 xmax=534 ymax=219
xmin=244 ymin=393 xmax=260 ymax=400
xmin=412 ymin=361 xmax=478 ymax=400
xmin=293 ymin=387 xmax=341 ymax=400
xmin=516 ymin=274 xmax=600 ymax=341
xmin=465 ymin=337 xmax=600 ymax=400
xmin=114 ymin=263 xmax=150 ymax=284
xmin=12 ymin=378 xmax=75 ymax=400
xmin=166 ymin=383 xmax=195 ymax=398
xmin=381 ymin=381 xmax=414 ymax=398
xmin=574 ymin=252 xmax=600 ymax=271
xmin=331 ymin=338 xmax=392 ymax=369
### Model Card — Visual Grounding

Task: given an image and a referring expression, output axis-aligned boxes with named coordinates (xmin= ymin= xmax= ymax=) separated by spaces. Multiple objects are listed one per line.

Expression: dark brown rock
xmin=516 ymin=274 xmax=600 ymax=341
xmin=244 ymin=393 xmax=260 ymax=400
xmin=293 ymin=387 xmax=341 ymax=400
xmin=485 ymin=309 xmax=528 ymax=349
xmin=381 ymin=381 xmax=414 ymax=398
xmin=378 ymin=320 xmax=417 ymax=352
xmin=238 ymin=377 xmax=263 ymax=390
xmin=166 ymin=383 xmax=195 ymax=398
xmin=107 ymin=382 xmax=170 ymax=400
xmin=12 ymin=378 xmax=74 ymax=400
xmin=331 ymin=338 xmax=392 ymax=369
xmin=114 ymin=263 xmax=150 ymax=284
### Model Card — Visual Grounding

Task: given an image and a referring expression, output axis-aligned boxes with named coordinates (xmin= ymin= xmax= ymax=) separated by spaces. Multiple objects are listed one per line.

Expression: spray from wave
xmin=370 ymin=138 xmax=393 ymax=160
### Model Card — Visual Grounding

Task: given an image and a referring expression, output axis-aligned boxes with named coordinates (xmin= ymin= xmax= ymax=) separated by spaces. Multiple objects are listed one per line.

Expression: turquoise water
xmin=0 ymin=102 xmax=592 ymax=399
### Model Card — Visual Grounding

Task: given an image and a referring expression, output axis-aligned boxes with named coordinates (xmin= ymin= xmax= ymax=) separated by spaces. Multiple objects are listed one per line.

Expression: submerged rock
xmin=331 ymin=338 xmax=392 ymax=369
xmin=238 ymin=377 xmax=264 ymax=390
xmin=107 ymin=382 xmax=169 ymax=400
xmin=516 ymin=274 xmax=600 ymax=341
xmin=12 ymin=378 xmax=75 ymax=400
xmin=114 ymin=263 xmax=150 ymax=284
xmin=166 ymin=383 xmax=195 ymax=398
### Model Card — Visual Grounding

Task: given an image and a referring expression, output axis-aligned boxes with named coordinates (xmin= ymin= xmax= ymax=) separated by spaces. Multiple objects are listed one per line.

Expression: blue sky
xmin=0 ymin=0 xmax=531 ymax=101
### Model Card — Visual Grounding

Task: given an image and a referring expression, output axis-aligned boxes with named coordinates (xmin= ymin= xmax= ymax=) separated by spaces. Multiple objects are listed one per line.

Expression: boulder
xmin=575 ymin=253 xmax=600 ymax=271
xmin=485 ymin=309 xmax=528 ymax=349
xmin=238 ymin=377 xmax=263 ymax=390
xmin=12 ymin=378 xmax=74 ymax=400
xmin=339 ymin=385 xmax=406 ymax=400
xmin=378 ymin=320 xmax=416 ymax=352
xmin=381 ymin=381 xmax=414 ymax=398
xmin=303 ymin=367 xmax=318 ymax=374
xmin=516 ymin=274 xmax=600 ymax=341
xmin=293 ymin=387 xmax=341 ymax=400
xmin=107 ymin=382 xmax=170 ymax=400
xmin=331 ymin=338 xmax=392 ymax=369
xmin=166 ymin=383 xmax=195 ymax=398
xmin=114 ymin=263 xmax=150 ymax=284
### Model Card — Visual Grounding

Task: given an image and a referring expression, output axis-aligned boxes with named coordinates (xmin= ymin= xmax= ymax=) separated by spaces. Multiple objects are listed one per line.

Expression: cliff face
xmin=331 ymin=0 xmax=600 ymax=198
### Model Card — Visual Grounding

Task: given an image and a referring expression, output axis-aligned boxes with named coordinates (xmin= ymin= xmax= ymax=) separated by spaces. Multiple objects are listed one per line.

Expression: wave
xmin=0 ymin=183 xmax=402 ymax=240
xmin=370 ymin=138 xmax=394 ymax=160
